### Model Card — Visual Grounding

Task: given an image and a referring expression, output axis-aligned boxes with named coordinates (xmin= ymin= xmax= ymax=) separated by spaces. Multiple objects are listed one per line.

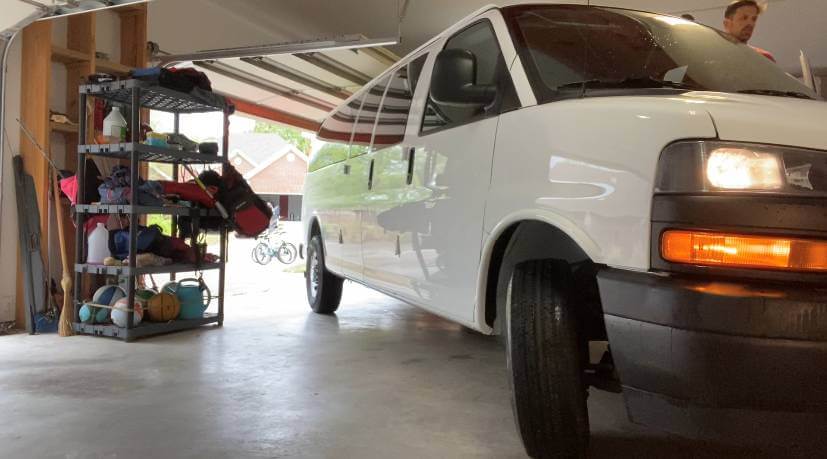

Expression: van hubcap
xmin=309 ymin=248 xmax=320 ymax=298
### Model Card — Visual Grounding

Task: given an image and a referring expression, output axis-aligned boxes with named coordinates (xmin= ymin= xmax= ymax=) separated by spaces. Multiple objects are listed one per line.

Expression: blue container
xmin=175 ymin=278 xmax=209 ymax=320
xmin=34 ymin=313 xmax=58 ymax=333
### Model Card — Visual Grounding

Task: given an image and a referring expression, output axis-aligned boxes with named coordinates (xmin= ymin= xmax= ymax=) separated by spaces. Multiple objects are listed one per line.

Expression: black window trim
xmin=417 ymin=17 xmax=520 ymax=138
xmin=369 ymin=53 xmax=431 ymax=152
xmin=348 ymin=75 xmax=387 ymax=158
xmin=315 ymin=50 xmax=430 ymax=167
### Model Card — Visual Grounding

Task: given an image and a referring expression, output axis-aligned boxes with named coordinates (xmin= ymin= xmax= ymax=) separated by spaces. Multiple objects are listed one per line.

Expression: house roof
xmin=228 ymin=132 xmax=291 ymax=166
xmin=243 ymin=143 xmax=307 ymax=181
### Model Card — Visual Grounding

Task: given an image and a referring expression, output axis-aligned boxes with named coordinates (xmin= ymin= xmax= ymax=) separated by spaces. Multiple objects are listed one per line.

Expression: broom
xmin=54 ymin=171 xmax=74 ymax=337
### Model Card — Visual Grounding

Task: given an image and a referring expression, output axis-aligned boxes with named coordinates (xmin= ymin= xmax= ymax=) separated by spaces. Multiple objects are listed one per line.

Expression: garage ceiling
xmin=142 ymin=0 xmax=823 ymax=130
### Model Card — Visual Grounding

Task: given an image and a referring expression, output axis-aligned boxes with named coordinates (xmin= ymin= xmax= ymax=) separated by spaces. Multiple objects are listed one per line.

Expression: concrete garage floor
xmin=0 ymin=236 xmax=819 ymax=458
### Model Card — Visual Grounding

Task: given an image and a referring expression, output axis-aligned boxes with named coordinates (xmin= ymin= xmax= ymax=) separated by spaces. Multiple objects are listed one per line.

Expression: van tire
xmin=306 ymin=234 xmax=343 ymax=314
xmin=507 ymin=260 xmax=589 ymax=459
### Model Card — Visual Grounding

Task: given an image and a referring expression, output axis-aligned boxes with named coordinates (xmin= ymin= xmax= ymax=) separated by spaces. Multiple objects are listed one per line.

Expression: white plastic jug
xmin=102 ymin=106 xmax=127 ymax=143
xmin=87 ymin=222 xmax=110 ymax=264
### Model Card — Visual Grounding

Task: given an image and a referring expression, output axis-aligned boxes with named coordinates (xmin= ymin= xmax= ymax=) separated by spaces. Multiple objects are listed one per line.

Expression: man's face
xmin=724 ymin=5 xmax=760 ymax=43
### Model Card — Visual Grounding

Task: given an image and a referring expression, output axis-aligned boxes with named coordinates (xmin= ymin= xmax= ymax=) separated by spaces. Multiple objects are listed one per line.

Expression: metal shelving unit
xmin=73 ymin=78 xmax=230 ymax=341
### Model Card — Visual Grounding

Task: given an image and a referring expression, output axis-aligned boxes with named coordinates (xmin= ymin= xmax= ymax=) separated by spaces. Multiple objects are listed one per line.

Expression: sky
xmin=150 ymin=111 xmax=322 ymax=154
xmin=149 ymin=111 xmax=256 ymax=143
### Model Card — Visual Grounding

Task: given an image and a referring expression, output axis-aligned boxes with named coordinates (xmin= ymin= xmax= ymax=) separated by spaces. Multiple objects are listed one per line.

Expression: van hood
xmin=681 ymin=92 xmax=827 ymax=151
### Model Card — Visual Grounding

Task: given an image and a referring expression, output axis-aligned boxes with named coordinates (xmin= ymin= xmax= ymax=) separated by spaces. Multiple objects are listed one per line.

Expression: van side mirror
xmin=430 ymin=48 xmax=497 ymax=107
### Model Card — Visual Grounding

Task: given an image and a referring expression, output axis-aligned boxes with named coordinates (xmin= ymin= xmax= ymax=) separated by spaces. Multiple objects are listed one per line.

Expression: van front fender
xmin=474 ymin=210 xmax=601 ymax=333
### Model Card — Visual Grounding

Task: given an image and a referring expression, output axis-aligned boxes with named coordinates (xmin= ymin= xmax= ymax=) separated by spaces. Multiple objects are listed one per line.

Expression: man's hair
xmin=725 ymin=0 xmax=762 ymax=19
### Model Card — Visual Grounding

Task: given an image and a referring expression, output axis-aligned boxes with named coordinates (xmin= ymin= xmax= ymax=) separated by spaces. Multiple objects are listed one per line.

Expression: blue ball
xmin=94 ymin=306 xmax=110 ymax=323
xmin=79 ymin=304 xmax=93 ymax=323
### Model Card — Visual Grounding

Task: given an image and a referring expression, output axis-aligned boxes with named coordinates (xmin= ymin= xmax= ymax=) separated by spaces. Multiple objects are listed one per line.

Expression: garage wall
xmin=0 ymin=11 xmax=127 ymax=326
xmin=0 ymin=36 xmax=22 ymax=323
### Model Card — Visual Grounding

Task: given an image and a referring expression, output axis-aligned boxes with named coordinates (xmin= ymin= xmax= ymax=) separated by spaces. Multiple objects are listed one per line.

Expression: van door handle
xmin=343 ymin=163 xmax=351 ymax=175
xmin=406 ymin=147 xmax=415 ymax=185
xmin=368 ymin=159 xmax=375 ymax=190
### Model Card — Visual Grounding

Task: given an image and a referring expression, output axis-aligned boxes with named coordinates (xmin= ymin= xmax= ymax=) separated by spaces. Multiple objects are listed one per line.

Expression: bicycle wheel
xmin=253 ymin=242 xmax=273 ymax=265
xmin=276 ymin=242 xmax=298 ymax=264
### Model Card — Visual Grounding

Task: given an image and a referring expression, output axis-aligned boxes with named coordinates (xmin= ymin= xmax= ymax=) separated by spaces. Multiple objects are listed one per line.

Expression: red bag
xmin=60 ymin=175 xmax=79 ymax=205
xmin=232 ymin=200 xmax=270 ymax=238
xmin=159 ymin=181 xmax=216 ymax=207
xmin=216 ymin=164 xmax=272 ymax=238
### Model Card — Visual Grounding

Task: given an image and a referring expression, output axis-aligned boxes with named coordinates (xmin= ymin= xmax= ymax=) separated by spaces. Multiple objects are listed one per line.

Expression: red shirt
xmin=750 ymin=45 xmax=776 ymax=62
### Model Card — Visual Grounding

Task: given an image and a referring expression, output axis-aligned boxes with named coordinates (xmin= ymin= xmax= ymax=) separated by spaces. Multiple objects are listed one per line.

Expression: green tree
xmin=254 ymin=121 xmax=311 ymax=154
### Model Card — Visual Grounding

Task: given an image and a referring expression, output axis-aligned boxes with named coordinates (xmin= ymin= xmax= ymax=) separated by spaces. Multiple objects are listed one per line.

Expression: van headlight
xmin=655 ymin=141 xmax=826 ymax=195
xmin=705 ymin=147 xmax=783 ymax=190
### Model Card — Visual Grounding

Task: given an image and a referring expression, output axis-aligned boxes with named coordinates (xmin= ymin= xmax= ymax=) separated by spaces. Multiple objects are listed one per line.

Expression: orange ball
xmin=146 ymin=292 xmax=181 ymax=322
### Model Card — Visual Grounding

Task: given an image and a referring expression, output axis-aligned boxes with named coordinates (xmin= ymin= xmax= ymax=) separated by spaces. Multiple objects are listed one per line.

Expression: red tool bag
xmin=159 ymin=181 xmax=216 ymax=207
xmin=218 ymin=164 xmax=272 ymax=238
xmin=163 ymin=165 xmax=271 ymax=239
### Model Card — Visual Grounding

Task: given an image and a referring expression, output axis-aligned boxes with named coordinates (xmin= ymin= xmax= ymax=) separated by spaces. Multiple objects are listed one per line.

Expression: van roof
xmin=319 ymin=3 xmax=677 ymax=129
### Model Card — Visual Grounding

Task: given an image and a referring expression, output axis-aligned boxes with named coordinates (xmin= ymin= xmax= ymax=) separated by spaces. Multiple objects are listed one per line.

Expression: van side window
xmin=372 ymin=54 xmax=427 ymax=150
xmin=311 ymin=94 xmax=361 ymax=172
xmin=350 ymin=75 xmax=390 ymax=157
xmin=421 ymin=20 xmax=519 ymax=134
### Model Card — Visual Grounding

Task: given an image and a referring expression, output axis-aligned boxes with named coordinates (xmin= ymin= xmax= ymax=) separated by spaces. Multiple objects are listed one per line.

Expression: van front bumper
xmin=597 ymin=268 xmax=827 ymax=445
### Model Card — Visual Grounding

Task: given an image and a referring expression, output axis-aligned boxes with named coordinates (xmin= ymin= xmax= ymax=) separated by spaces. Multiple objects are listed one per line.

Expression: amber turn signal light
xmin=661 ymin=230 xmax=827 ymax=272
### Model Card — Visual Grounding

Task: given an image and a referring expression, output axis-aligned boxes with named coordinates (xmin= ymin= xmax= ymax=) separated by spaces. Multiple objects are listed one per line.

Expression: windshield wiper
xmin=557 ymin=77 xmax=701 ymax=91
xmin=736 ymin=89 xmax=814 ymax=100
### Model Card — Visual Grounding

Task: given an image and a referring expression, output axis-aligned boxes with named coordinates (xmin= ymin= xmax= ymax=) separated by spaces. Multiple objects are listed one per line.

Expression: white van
xmin=302 ymin=4 xmax=826 ymax=457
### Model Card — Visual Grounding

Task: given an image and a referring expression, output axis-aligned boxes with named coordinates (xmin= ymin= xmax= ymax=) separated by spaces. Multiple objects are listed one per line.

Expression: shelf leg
xmin=74 ymin=92 xmax=88 ymax=324
xmin=170 ymin=112 xmax=180 ymax=283
xmin=218 ymin=225 xmax=226 ymax=326
xmin=126 ymin=86 xmax=140 ymax=330
xmin=218 ymin=108 xmax=229 ymax=326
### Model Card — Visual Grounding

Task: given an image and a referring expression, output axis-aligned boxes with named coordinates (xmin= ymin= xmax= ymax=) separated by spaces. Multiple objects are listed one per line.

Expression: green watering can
xmin=162 ymin=278 xmax=211 ymax=320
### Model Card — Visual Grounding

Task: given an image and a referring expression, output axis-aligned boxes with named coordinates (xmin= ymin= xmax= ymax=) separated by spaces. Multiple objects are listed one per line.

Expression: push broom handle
xmin=53 ymin=172 xmax=74 ymax=336
xmin=182 ymin=163 xmax=229 ymax=219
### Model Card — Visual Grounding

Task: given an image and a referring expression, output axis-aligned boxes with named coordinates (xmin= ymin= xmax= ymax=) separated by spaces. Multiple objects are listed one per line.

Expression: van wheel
xmin=507 ymin=260 xmax=589 ymax=459
xmin=306 ymin=234 xmax=343 ymax=314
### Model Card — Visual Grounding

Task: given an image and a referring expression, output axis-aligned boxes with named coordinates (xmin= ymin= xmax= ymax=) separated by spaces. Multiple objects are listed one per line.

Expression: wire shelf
xmin=73 ymin=314 xmax=221 ymax=341
xmin=79 ymin=79 xmax=227 ymax=113
xmin=75 ymin=204 xmax=219 ymax=216
xmin=75 ymin=262 xmax=222 ymax=276
xmin=78 ymin=143 xmax=226 ymax=164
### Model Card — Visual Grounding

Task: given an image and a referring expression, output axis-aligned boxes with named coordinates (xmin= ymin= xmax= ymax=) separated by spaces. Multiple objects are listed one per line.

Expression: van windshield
xmin=502 ymin=5 xmax=820 ymax=102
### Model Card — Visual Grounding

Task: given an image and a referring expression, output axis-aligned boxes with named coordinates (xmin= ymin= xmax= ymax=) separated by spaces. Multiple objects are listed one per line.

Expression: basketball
xmin=91 ymin=285 xmax=126 ymax=324
xmin=93 ymin=284 xmax=126 ymax=305
xmin=146 ymin=292 xmax=181 ymax=322
xmin=111 ymin=298 xmax=144 ymax=327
